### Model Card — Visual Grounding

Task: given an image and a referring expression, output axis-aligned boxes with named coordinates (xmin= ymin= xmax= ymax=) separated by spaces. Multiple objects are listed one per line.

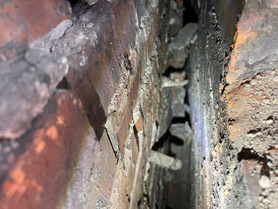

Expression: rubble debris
xmin=162 ymin=76 xmax=188 ymax=88
xmin=168 ymin=10 xmax=183 ymax=37
xmin=170 ymin=23 xmax=198 ymax=51
xmin=168 ymin=23 xmax=198 ymax=68
xmin=170 ymin=122 xmax=191 ymax=141
xmin=259 ymin=175 xmax=271 ymax=189
xmin=86 ymin=0 xmax=99 ymax=5
xmin=148 ymin=150 xmax=182 ymax=170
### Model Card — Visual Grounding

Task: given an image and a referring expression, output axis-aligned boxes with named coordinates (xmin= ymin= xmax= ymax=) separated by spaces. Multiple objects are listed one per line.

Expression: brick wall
xmin=0 ymin=0 xmax=174 ymax=208
xmin=2 ymin=0 xmax=277 ymax=208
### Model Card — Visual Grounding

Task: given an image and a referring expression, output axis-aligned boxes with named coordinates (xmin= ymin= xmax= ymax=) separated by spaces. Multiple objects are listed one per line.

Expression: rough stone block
xmin=0 ymin=50 xmax=68 ymax=140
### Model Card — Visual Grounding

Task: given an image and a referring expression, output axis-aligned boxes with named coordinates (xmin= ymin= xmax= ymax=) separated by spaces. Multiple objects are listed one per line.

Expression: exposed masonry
xmin=1 ymin=0 xmax=277 ymax=208
xmin=0 ymin=0 xmax=196 ymax=208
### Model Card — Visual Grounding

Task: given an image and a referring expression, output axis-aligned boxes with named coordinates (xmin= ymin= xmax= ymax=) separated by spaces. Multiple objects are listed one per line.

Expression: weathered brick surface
xmin=223 ymin=0 xmax=278 ymax=207
xmin=186 ymin=0 xmax=254 ymax=208
xmin=0 ymin=0 xmax=71 ymax=61
xmin=54 ymin=0 xmax=138 ymax=144
xmin=241 ymin=160 xmax=262 ymax=207
xmin=0 ymin=0 xmax=172 ymax=208
xmin=226 ymin=0 xmax=278 ymax=85
xmin=0 ymin=92 xmax=91 ymax=209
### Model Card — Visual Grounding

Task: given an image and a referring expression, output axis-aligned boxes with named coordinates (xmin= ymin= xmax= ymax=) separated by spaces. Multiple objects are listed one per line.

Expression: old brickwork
xmin=1 ymin=0 xmax=277 ymax=208
xmin=0 ymin=0 xmax=174 ymax=208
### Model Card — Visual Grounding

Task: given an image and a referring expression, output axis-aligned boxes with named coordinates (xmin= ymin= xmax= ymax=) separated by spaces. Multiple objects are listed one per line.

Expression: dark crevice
xmin=152 ymin=130 xmax=171 ymax=151
xmin=67 ymin=0 xmax=89 ymax=8
xmin=171 ymin=117 xmax=187 ymax=124
xmin=67 ymin=0 xmax=79 ymax=7
xmin=137 ymin=194 xmax=150 ymax=207
xmin=266 ymin=116 xmax=274 ymax=122
xmin=183 ymin=86 xmax=190 ymax=105
xmin=0 ymin=137 xmax=10 ymax=142
xmin=163 ymin=66 xmax=184 ymax=77
xmin=183 ymin=0 xmax=198 ymax=25
xmin=228 ymin=118 xmax=235 ymax=125
xmin=126 ymin=194 xmax=131 ymax=203
xmin=170 ymin=136 xmax=184 ymax=146
xmin=104 ymin=128 xmax=118 ymax=162
xmin=56 ymin=77 xmax=72 ymax=90
xmin=151 ymin=129 xmax=184 ymax=153
xmin=237 ymin=147 xmax=270 ymax=177
xmin=172 ymin=114 xmax=191 ymax=127
xmin=123 ymin=53 xmax=132 ymax=73
xmin=67 ymin=0 xmax=96 ymax=20
xmin=133 ymin=125 xmax=140 ymax=151
xmin=219 ymin=132 xmax=224 ymax=143
xmin=247 ymin=128 xmax=262 ymax=135
xmin=237 ymin=148 xmax=260 ymax=161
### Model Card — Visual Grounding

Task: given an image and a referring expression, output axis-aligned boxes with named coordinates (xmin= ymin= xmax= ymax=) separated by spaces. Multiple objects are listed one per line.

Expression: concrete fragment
xmin=30 ymin=20 xmax=73 ymax=51
xmin=162 ymin=76 xmax=188 ymax=88
xmin=148 ymin=150 xmax=182 ymax=170
xmin=86 ymin=0 xmax=99 ymax=5
xmin=168 ymin=23 xmax=198 ymax=68
xmin=95 ymin=195 xmax=112 ymax=209
xmin=169 ymin=48 xmax=190 ymax=68
xmin=105 ymin=118 xmax=119 ymax=154
xmin=170 ymin=122 xmax=191 ymax=140
xmin=169 ymin=22 xmax=198 ymax=51
xmin=172 ymin=103 xmax=190 ymax=118
xmin=168 ymin=10 xmax=183 ymax=37
xmin=0 ymin=49 xmax=68 ymax=140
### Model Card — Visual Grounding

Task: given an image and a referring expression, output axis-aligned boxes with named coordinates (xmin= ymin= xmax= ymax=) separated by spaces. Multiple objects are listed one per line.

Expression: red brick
xmin=0 ymin=92 xmax=91 ymax=209
xmin=63 ymin=1 xmax=137 ymax=141
xmin=135 ymin=115 xmax=144 ymax=133
xmin=126 ymin=163 xmax=136 ymax=196
xmin=0 ymin=0 xmax=71 ymax=60
xmin=118 ymin=107 xmax=133 ymax=152
xmin=131 ymin=133 xmax=139 ymax=163
xmin=146 ymin=9 xmax=160 ymax=55
xmin=98 ymin=132 xmax=117 ymax=199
